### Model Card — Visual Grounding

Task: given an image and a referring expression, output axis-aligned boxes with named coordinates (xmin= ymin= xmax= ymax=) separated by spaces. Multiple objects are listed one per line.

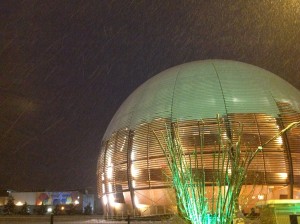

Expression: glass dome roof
xmin=104 ymin=60 xmax=300 ymax=140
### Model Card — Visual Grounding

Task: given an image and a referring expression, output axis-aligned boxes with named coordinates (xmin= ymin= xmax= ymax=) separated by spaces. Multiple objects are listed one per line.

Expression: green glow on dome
xmin=104 ymin=60 xmax=300 ymax=140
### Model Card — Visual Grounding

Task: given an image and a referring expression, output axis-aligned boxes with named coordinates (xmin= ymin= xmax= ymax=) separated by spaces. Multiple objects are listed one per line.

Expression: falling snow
xmin=0 ymin=0 xmax=299 ymax=192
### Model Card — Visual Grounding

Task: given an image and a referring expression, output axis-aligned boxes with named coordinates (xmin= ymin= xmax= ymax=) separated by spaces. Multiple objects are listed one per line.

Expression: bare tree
xmin=154 ymin=116 xmax=299 ymax=224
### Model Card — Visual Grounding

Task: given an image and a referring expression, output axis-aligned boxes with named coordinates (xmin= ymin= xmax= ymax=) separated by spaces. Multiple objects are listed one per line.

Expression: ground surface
xmin=0 ymin=215 xmax=174 ymax=224
xmin=0 ymin=215 xmax=265 ymax=224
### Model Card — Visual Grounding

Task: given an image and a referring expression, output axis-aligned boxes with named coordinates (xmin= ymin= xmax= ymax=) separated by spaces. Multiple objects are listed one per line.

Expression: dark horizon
xmin=1 ymin=1 xmax=299 ymax=192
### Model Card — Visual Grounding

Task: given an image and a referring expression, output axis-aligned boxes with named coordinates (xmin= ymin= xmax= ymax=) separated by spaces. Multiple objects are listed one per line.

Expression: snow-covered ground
xmin=0 ymin=216 xmax=174 ymax=224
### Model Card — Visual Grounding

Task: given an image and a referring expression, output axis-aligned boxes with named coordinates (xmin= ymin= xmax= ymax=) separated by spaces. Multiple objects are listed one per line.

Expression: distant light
xmin=61 ymin=206 xmax=65 ymax=211
xmin=103 ymin=195 xmax=108 ymax=205
xmin=47 ymin=207 xmax=53 ymax=213
xmin=107 ymin=166 xmax=113 ymax=179
xmin=16 ymin=201 xmax=23 ymax=206
xmin=258 ymin=195 xmax=264 ymax=200
xmin=107 ymin=157 xmax=111 ymax=165
xmin=132 ymin=180 xmax=136 ymax=188
xmin=131 ymin=151 xmax=135 ymax=160
xmin=279 ymin=173 xmax=288 ymax=179
xmin=276 ymin=136 xmax=283 ymax=145
xmin=134 ymin=196 xmax=139 ymax=206
xmin=102 ymin=184 xmax=105 ymax=193
xmin=108 ymin=183 xmax=113 ymax=192
xmin=109 ymin=194 xmax=115 ymax=205
xmin=227 ymin=168 xmax=232 ymax=175
xmin=107 ymin=157 xmax=113 ymax=179
xmin=232 ymin=97 xmax=239 ymax=102
xmin=74 ymin=200 xmax=79 ymax=205
xmin=131 ymin=164 xmax=138 ymax=177
xmin=113 ymin=203 xmax=122 ymax=209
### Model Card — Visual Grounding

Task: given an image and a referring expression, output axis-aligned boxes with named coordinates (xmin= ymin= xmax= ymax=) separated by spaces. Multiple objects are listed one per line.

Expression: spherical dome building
xmin=97 ymin=60 xmax=300 ymax=217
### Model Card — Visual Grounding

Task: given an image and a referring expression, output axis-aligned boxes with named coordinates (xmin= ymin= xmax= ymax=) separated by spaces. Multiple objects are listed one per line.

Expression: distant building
xmin=0 ymin=190 xmax=94 ymax=214
xmin=97 ymin=60 xmax=300 ymax=217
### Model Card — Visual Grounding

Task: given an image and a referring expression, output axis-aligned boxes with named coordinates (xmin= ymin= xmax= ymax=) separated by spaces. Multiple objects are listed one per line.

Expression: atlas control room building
xmin=97 ymin=60 xmax=300 ymax=217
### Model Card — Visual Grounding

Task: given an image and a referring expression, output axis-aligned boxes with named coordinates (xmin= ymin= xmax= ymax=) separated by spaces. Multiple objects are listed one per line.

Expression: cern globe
xmin=97 ymin=60 xmax=300 ymax=217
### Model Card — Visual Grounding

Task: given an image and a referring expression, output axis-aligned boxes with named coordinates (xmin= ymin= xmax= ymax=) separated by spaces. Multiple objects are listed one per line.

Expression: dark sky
xmin=1 ymin=0 xmax=300 ymax=192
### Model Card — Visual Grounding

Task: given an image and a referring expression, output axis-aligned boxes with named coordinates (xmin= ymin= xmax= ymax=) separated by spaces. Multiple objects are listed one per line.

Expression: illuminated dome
xmin=98 ymin=60 xmax=300 ymax=217
xmin=103 ymin=60 xmax=300 ymax=140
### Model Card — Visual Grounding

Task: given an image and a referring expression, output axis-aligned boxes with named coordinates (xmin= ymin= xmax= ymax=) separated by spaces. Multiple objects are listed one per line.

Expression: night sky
xmin=1 ymin=1 xmax=300 ymax=192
